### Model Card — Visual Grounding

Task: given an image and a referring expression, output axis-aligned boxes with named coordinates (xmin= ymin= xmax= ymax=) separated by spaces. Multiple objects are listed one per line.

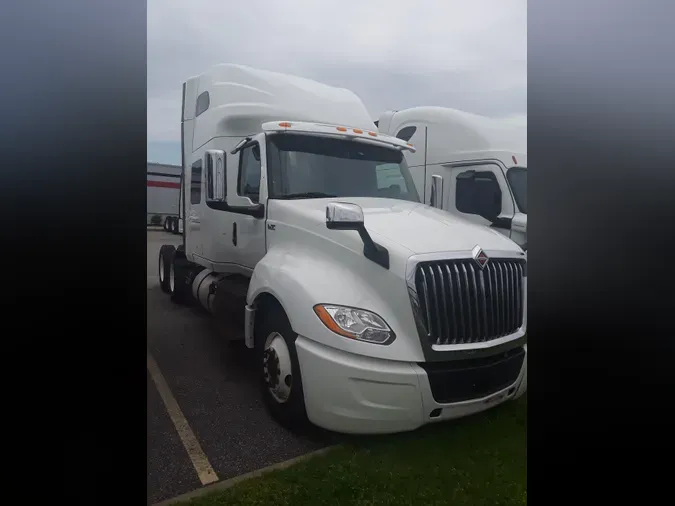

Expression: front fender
xmin=247 ymin=244 xmax=425 ymax=362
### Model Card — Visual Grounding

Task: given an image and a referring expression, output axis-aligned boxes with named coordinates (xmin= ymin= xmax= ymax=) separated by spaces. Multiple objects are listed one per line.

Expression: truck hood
xmin=268 ymin=197 xmax=521 ymax=255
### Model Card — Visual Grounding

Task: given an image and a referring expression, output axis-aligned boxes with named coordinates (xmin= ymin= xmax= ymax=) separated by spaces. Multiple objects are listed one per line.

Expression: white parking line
xmin=147 ymin=352 xmax=219 ymax=485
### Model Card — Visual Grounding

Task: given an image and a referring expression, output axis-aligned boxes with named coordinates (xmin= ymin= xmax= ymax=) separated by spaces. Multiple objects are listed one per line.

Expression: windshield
xmin=266 ymin=134 xmax=420 ymax=202
xmin=506 ymin=166 xmax=527 ymax=214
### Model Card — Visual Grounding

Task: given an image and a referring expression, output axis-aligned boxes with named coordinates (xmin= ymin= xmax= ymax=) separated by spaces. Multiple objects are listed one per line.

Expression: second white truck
xmin=157 ymin=64 xmax=527 ymax=435
xmin=376 ymin=107 xmax=527 ymax=250
xmin=147 ymin=162 xmax=182 ymax=233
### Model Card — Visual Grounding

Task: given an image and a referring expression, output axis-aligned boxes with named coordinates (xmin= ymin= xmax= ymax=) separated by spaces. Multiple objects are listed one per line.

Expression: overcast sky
xmin=148 ymin=0 xmax=527 ymax=164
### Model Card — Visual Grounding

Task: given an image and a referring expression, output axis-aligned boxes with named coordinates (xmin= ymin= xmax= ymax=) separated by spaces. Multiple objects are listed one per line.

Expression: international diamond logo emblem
xmin=472 ymin=246 xmax=489 ymax=269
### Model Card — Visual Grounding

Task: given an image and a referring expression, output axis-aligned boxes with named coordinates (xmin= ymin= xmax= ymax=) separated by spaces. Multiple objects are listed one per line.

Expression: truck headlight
xmin=313 ymin=304 xmax=395 ymax=345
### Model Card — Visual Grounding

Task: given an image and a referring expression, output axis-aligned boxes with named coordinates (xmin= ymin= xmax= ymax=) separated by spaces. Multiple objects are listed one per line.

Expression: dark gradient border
xmin=2 ymin=0 xmax=674 ymax=502
xmin=1 ymin=0 xmax=147 ymax=501
xmin=529 ymin=0 xmax=675 ymax=502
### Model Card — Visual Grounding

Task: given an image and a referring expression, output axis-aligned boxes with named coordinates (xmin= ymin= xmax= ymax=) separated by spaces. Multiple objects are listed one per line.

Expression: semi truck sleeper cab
xmin=156 ymin=64 xmax=527 ymax=434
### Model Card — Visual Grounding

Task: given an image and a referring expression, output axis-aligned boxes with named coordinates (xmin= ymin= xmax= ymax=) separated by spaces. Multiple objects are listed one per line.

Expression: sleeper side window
xmin=395 ymin=126 xmax=417 ymax=142
xmin=195 ymin=92 xmax=210 ymax=117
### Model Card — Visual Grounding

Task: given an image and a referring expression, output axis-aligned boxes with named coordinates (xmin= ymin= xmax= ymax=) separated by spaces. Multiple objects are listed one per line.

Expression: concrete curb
xmin=152 ymin=444 xmax=341 ymax=506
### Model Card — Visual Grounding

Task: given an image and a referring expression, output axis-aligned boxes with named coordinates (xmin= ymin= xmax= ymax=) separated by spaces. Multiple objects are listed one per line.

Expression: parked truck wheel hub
xmin=159 ymin=255 xmax=165 ymax=283
xmin=263 ymin=332 xmax=292 ymax=403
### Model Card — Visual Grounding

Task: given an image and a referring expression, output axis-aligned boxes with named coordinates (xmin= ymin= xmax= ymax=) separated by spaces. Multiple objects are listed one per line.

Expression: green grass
xmin=183 ymin=396 xmax=526 ymax=506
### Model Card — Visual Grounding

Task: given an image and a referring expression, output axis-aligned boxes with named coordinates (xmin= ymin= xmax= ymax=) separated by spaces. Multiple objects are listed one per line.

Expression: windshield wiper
xmin=275 ymin=192 xmax=338 ymax=200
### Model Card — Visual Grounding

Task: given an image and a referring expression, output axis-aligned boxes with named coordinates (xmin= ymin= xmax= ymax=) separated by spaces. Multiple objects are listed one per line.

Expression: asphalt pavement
xmin=146 ymin=230 xmax=339 ymax=504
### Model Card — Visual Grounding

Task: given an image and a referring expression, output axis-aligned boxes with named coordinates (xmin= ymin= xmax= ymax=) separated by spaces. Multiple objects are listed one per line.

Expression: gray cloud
xmin=148 ymin=0 xmax=526 ymax=142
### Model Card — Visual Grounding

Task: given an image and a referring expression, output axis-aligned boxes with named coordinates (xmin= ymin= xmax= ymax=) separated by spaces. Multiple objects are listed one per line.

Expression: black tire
xmin=172 ymin=217 xmax=179 ymax=234
xmin=169 ymin=248 xmax=193 ymax=305
xmin=158 ymin=244 xmax=175 ymax=293
xmin=163 ymin=217 xmax=170 ymax=231
xmin=255 ymin=304 xmax=308 ymax=430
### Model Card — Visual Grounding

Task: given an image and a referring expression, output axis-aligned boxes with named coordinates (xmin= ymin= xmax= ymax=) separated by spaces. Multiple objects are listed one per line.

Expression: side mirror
xmin=325 ymin=202 xmax=364 ymax=230
xmin=205 ymin=149 xmax=226 ymax=202
xmin=430 ymin=175 xmax=444 ymax=208
xmin=325 ymin=202 xmax=389 ymax=269
xmin=476 ymin=178 xmax=502 ymax=221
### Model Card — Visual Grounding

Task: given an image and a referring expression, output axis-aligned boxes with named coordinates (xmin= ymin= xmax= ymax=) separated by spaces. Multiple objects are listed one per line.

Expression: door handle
xmin=232 ymin=223 xmax=237 ymax=246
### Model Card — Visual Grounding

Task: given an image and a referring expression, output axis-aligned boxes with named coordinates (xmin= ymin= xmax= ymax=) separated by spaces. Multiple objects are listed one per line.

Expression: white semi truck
xmin=376 ymin=107 xmax=527 ymax=250
xmin=157 ymin=64 xmax=527 ymax=435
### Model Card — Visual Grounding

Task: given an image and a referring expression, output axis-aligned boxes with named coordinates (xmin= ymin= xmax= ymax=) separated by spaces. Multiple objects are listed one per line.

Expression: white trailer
xmin=157 ymin=64 xmax=527 ymax=435
xmin=147 ymin=162 xmax=182 ymax=233
xmin=376 ymin=107 xmax=527 ymax=250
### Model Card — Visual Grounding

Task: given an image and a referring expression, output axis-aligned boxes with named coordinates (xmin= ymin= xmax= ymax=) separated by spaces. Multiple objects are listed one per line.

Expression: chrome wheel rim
xmin=263 ymin=332 xmax=293 ymax=403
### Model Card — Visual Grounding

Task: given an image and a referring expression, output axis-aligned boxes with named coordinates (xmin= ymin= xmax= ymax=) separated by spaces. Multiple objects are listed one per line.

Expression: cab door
xmin=227 ymin=135 xmax=268 ymax=271
xmin=185 ymin=156 xmax=205 ymax=260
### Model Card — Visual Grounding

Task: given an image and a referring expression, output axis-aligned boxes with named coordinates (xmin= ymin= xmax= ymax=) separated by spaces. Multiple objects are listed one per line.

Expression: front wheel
xmin=256 ymin=305 xmax=308 ymax=430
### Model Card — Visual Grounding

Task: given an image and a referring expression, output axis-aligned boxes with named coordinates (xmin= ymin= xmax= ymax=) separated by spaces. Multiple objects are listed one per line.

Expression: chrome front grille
xmin=412 ymin=258 xmax=525 ymax=345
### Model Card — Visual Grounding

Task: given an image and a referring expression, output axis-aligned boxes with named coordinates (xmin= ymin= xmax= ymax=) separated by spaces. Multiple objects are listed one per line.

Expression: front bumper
xmin=296 ymin=337 xmax=527 ymax=435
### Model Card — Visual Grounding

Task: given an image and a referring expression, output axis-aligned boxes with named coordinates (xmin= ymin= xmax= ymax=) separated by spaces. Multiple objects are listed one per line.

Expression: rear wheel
xmin=169 ymin=248 xmax=193 ymax=305
xmin=158 ymin=245 xmax=175 ymax=293
xmin=256 ymin=304 xmax=308 ymax=430
xmin=172 ymin=217 xmax=179 ymax=234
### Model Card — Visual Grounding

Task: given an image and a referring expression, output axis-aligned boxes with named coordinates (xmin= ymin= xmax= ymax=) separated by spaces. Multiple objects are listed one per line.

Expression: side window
xmin=238 ymin=144 xmax=261 ymax=203
xmin=455 ymin=170 xmax=502 ymax=220
xmin=190 ymin=160 xmax=202 ymax=204
xmin=195 ymin=91 xmax=210 ymax=117
xmin=395 ymin=126 xmax=417 ymax=142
